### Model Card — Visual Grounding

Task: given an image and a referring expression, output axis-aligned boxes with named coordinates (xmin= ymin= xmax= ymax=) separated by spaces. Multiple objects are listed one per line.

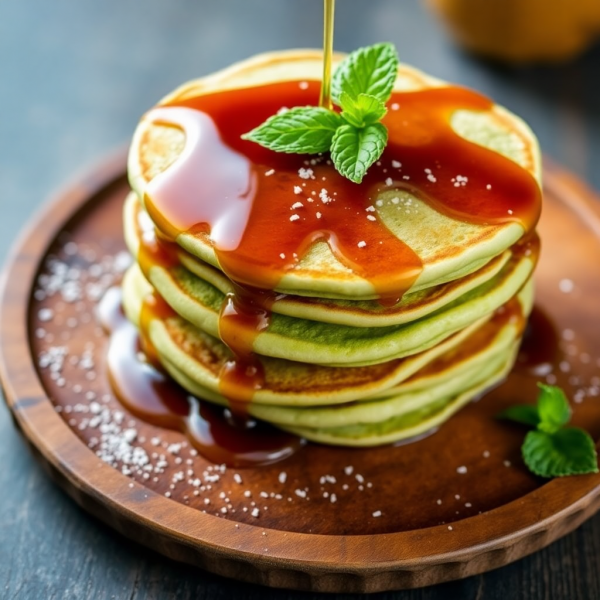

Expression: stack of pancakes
xmin=122 ymin=51 xmax=541 ymax=447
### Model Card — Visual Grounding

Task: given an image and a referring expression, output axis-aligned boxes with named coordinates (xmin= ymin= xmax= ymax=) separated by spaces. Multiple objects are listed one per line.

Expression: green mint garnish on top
xmin=498 ymin=383 xmax=599 ymax=478
xmin=241 ymin=42 xmax=399 ymax=184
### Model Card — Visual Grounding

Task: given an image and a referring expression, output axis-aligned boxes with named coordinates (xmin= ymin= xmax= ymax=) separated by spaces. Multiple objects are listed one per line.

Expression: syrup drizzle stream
xmin=319 ymin=0 xmax=335 ymax=110
xmin=99 ymin=287 xmax=302 ymax=467
xmin=139 ymin=79 xmax=542 ymax=414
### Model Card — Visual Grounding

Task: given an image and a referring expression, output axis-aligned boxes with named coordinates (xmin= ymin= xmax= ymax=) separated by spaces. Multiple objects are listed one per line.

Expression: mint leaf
xmin=500 ymin=384 xmax=598 ymax=479
xmin=242 ymin=106 xmax=343 ymax=154
xmin=340 ymin=92 xmax=387 ymax=128
xmin=330 ymin=123 xmax=387 ymax=184
xmin=497 ymin=404 xmax=541 ymax=428
xmin=537 ymin=383 xmax=571 ymax=434
xmin=332 ymin=42 xmax=399 ymax=104
xmin=523 ymin=428 xmax=599 ymax=478
xmin=241 ymin=42 xmax=399 ymax=182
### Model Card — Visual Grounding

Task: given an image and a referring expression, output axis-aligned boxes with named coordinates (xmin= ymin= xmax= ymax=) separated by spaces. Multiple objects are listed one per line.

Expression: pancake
xmin=124 ymin=192 xmax=517 ymax=327
xmin=121 ymin=277 xmax=530 ymax=445
xmin=160 ymin=345 xmax=514 ymax=429
xmin=128 ymin=50 xmax=541 ymax=301
xmin=122 ymin=263 xmax=533 ymax=407
xmin=281 ymin=351 xmax=517 ymax=447
xmin=122 ymin=245 xmax=534 ymax=366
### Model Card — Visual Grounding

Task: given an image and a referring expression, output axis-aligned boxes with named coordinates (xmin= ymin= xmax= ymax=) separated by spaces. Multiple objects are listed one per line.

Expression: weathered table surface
xmin=2 ymin=1 xmax=600 ymax=598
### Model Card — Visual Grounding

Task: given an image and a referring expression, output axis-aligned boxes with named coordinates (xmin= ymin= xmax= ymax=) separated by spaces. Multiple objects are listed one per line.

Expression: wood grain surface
xmin=2 ymin=1 xmax=600 ymax=598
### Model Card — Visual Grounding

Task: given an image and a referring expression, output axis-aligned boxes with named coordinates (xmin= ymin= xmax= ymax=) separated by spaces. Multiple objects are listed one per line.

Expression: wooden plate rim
xmin=2 ymin=149 xmax=600 ymax=586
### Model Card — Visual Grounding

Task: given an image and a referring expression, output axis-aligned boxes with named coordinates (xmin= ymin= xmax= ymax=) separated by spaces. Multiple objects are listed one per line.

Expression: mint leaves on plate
xmin=499 ymin=383 xmax=599 ymax=478
xmin=242 ymin=42 xmax=399 ymax=184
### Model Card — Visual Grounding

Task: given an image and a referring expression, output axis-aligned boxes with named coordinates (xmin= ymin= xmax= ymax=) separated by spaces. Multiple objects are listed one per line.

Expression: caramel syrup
xmin=99 ymin=287 xmax=302 ymax=467
xmin=218 ymin=284 xmax=273 ymax=416
xmin=137 ymin=79 xmax=542 ymax=417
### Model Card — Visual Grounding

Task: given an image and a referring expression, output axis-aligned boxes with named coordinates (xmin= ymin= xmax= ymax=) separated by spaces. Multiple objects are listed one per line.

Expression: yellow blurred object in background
xmin=428 ymin=0 xmax=600 ymax=63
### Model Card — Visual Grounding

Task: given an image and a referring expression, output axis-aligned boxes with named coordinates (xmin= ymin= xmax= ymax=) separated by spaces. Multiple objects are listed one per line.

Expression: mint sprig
xmin=499 ymin=383 xmax=599 ymax=478
xmin=242 ymin=42 xmax=399 ymax=183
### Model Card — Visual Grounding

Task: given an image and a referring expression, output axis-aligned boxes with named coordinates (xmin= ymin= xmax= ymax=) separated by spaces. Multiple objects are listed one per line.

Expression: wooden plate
xmin=2 ymin=149 xmax=600 ymax=594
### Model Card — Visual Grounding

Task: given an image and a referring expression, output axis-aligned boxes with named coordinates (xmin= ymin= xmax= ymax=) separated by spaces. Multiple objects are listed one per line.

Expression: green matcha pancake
xmin=124 ymin=192 xmax=518 ymax=328
xmin=281 ymin=354 xmax=517 ymax=447
xmin=122 ymin=248 xmax=534 ymax=366
xmin=121 ymin=263 xmax=532 ymax=409
xmin=128 ymin=50 xmax=541 ymax=301
xmin=119 ymin=268 xmax=531 ymax=445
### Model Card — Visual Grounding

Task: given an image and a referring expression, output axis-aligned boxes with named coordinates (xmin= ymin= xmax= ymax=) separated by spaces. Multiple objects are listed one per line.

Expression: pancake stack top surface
xmin=122 ymin=50 xmax=542 ymax=447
